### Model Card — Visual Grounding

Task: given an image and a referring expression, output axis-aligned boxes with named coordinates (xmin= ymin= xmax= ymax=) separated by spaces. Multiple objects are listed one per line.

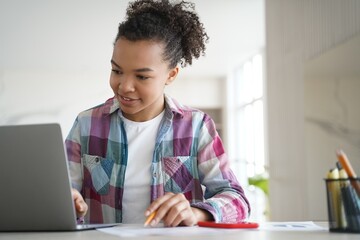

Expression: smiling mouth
xmin=119 ymin=95 xmax=139 ymax=102
xmin=122 ymin=96 xmax=132 ymax=101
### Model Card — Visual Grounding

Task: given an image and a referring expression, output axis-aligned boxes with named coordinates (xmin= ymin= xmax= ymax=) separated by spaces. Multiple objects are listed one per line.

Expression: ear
xmin=165 ymin=66 xmax=179 ymax=85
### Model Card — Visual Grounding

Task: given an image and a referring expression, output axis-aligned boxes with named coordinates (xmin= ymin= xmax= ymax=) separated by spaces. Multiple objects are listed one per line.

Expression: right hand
xmin=71 ymin=188 xmax=88 ymax=217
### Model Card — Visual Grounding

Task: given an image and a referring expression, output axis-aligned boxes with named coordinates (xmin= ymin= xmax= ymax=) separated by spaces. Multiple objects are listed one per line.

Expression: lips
xmin=118 ymin=94 xmax=139 ymax=105
xmin=121 ymin=96 xmax=132 ymax=101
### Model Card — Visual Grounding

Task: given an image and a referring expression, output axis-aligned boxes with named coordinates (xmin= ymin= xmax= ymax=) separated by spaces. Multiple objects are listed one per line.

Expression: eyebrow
xmin=111 ymin=59 xmax=154 ymax=73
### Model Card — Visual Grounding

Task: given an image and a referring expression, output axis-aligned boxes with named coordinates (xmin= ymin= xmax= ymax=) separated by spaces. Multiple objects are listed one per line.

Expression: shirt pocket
xmin=162 ymin=156 xmax=198 ymax=194
xmin=82 ymin=154 xmax=114 ymax=195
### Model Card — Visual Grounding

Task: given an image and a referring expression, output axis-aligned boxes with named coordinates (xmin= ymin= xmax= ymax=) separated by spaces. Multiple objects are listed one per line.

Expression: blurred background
xmin=1 ymin=0 xmax=359 ymax=223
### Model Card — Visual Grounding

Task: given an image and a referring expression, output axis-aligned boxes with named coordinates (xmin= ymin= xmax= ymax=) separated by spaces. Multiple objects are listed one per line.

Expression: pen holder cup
xmin=325 ymin=178 xmax=360 ymax=233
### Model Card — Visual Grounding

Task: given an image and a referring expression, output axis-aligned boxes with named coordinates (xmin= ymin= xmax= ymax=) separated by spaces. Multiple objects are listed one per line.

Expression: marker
xmin=144 ymin=211 xmax=157 ymax=227
xmin=337 ymin=163 xmax=348 ymax=229
xmin=327 ymin=168 xmax=341 ymax=229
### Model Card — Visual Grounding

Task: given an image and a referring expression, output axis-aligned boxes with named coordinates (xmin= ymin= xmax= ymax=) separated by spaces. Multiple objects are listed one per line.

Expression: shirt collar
xmin=102 ymin=94 xmax=186 ymax=118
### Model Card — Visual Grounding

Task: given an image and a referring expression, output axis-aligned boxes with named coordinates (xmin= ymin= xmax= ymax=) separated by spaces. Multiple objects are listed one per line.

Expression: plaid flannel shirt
xmin=65 ymin=95 xmax=250 ymax=224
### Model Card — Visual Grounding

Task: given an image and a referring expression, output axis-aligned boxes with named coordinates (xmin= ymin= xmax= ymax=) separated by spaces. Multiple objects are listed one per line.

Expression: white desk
xmin=0 ymin=223 xmax=359 ymax=240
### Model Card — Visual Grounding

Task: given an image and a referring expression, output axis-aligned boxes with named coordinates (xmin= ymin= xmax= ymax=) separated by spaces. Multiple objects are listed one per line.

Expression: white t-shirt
xmin=121 ymin=111 xmax=164 ymax=224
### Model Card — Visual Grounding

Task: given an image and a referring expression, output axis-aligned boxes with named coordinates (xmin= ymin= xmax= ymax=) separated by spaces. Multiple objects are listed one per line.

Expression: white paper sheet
xmin=97 ymin=221 xmax=327 ymax=237
xmin=97 ymin=224 xmax=224 ymax=237
xmin=258 ymin=221 xmax=327 ymax=231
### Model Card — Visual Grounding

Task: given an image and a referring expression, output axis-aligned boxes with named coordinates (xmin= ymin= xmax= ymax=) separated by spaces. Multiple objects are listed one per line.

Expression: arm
xmin=190 ymin=114 xmax=250 ymax=223
xmin=65 ymin=118 xmax=87 ymax=218
xmin=145 ymin=114 xmax=249 ymax=226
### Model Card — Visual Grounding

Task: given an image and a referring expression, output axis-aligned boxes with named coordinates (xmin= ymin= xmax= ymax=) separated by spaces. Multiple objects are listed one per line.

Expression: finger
xmin=145 ymin=192 xmax=175 ymax=216
xmin=144 ymin=210 xmax=157 ymax=226
xmin=172 ymin=209 xmax=191 ymax=227
xmin=76 ymin=198 xmax=88 ymax=216
xmin=71 ymin=188 xmax=88 ymax=217
xmin=179 ymin=211 xmax=197 ymax=227
xmin=163 ymin=200 xmax=190 ymax=227
xmin=153 ymin=194 xmax=186 ymax=226
xmin=71 ymin=188 xmax=79 ymax=200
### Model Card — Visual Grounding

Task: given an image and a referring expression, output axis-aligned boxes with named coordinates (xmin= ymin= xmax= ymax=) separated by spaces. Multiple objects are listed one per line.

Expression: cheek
xmin=109 ymin=76 xmax=118 ymax=92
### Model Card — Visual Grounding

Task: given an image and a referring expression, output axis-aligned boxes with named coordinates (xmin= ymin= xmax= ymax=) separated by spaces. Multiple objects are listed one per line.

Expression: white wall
xmin=0 ymin=0 xmax=126 ymax=137
xmin=304 ymin=76 xmax=360 ymax=220
xmin=0 ymin=69 xmax=113 ymax=137
xmin=266 ymin=0 xmax=360 ymax=221
xmin=165 ymin=76 xmax=224 ymax=109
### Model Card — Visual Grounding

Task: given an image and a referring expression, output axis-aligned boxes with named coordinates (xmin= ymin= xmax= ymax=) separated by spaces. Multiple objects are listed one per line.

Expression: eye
xmin=136 ymin=75 xmax=150 ymax=80
xmin=111 ymin=69 xmax=122 ymax=75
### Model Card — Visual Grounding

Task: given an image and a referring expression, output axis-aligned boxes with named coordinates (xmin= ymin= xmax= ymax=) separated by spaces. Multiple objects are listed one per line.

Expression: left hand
xmin=71 ymin=188 xmax=88 ymax=218
xmin=144 ymin=192 xmax=212 ymax=227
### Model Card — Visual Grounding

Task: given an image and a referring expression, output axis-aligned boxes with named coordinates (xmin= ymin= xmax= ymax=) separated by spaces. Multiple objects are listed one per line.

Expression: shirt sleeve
xmin=65 ymin=117 xmax=83 ymax=192
xmin=190 ymin=114 xmax=250 ymax=223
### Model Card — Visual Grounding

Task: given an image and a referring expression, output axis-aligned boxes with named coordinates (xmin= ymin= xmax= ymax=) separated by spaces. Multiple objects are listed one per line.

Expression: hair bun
xmin=116 ymin=0 xmax=209 ymax=68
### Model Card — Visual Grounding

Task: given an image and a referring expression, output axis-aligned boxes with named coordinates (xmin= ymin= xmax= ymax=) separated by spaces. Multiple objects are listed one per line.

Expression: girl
xmin=66 ymin=0 xmax=250 ymax=227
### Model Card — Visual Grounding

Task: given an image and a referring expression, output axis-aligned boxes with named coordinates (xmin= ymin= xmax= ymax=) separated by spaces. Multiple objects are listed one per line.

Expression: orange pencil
xmin=144 ymin=211 xmax=157 ymax=227
xmin=336 ymin=149 xmax=360 ymax=197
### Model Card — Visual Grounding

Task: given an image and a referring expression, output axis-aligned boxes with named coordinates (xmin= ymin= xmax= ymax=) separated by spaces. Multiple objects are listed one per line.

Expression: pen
xmin=198 ymin=221 xmax=259 ymax=229
xmin=144 ymin=211 xmax=157 ymax=227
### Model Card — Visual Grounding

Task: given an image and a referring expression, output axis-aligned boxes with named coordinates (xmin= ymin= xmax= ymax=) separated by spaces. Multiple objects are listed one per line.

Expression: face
xmin=110 ymin=38 xmax=178 ymax=122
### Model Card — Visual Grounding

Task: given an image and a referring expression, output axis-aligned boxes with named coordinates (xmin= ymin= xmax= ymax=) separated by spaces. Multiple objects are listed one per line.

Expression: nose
xmin=118 ymin=76 xmax=135 ymax=93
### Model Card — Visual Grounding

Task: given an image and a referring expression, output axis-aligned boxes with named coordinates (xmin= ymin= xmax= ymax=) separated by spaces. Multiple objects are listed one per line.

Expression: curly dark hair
xmin=115 ymin=0 xmax=209 ymax=68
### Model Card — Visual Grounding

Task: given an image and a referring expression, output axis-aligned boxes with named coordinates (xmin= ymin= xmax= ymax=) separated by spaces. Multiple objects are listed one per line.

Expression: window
xmin=225 ymin=52 xmax=268 ymax=221
xmin=227 ymin=53 xmax=267 ymax=180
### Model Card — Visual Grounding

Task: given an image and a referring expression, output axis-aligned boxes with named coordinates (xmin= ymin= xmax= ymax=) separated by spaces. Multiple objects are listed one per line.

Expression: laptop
xmin=0 ymin=123 xmax=117 ymax=231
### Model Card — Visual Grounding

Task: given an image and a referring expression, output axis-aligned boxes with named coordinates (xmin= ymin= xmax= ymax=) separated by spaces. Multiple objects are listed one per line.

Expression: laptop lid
xmin=0 ymin=123 xmax=100 ymax=231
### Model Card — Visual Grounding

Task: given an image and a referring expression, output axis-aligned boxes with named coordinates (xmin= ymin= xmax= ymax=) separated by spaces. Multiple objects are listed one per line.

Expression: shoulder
xmin=165 ymin=95 xmax=213 ymax=125
xmin=165 ymin=95 xmax=202 ymax=115
xmin=77 ymin=97 xmax=119 ymax=119
xmin=68 ymin=97 xmax=120 ymax=138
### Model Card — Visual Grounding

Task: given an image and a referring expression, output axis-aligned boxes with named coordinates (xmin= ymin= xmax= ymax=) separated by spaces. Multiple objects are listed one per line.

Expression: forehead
xmin=112 ymin=38 xmax=166 ymax=68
